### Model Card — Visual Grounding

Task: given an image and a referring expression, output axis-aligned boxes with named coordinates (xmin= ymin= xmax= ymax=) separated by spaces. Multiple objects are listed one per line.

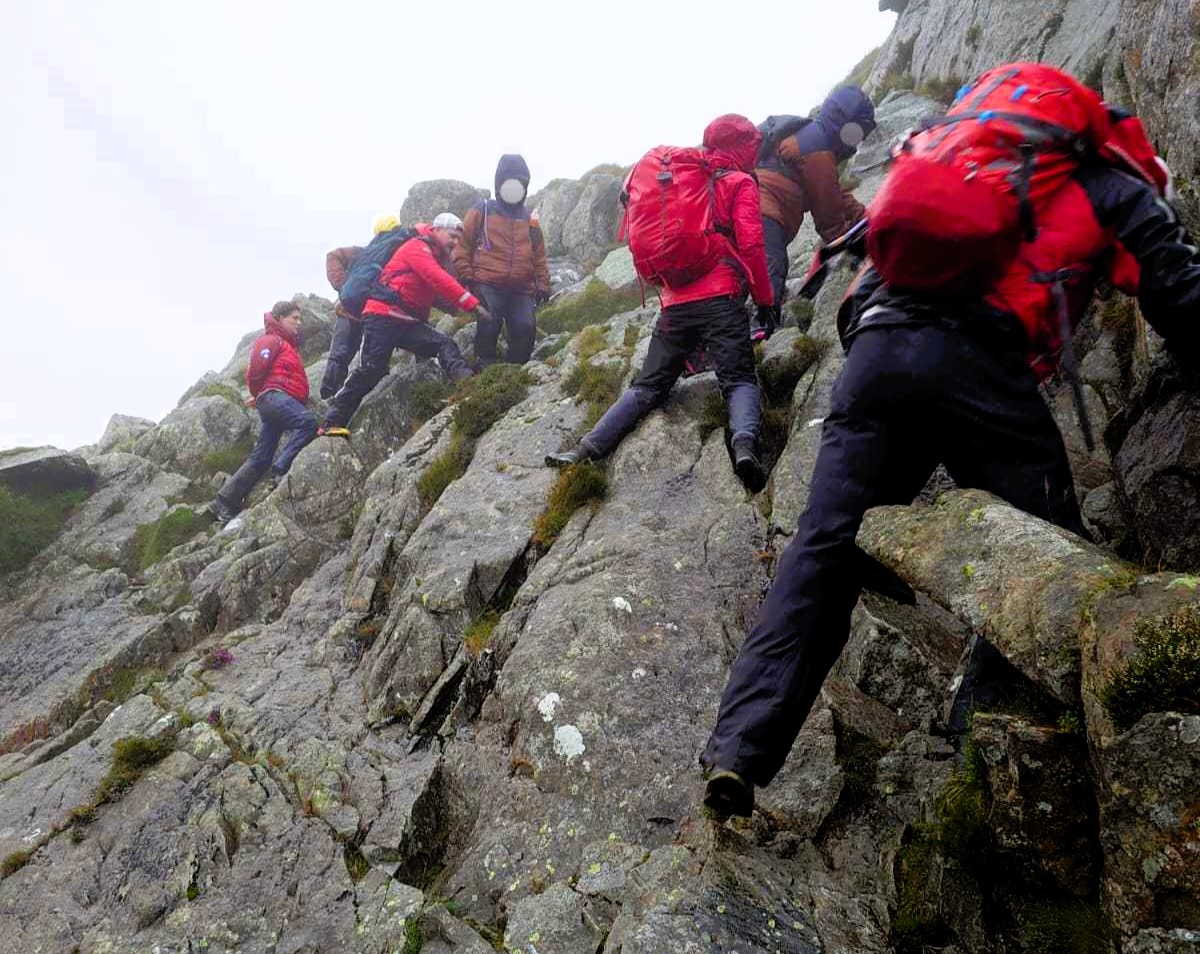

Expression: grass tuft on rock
xmin=533 ymin=463 xmax=608 ymax=548
xmin=408 ymin=379 xmax=456 ymax=427
xmin=537 ymin=281 xmax=644 ymax=336
xmin=576 ymin=325 xmax=609 ymax=361
xmin=562 ymin=359 xmax=626 ymax=432
xmin=197 ymin=381 xmax=245 ymax=405
xmin=402 ymin=919 xmax=424 ymax=954
xmin=417 ymin=434 xmax=471 ymax=511
xmin=1101 ymin=605 xmax=1200 ymax=731
xmin=0 ymin=849 xmax=32 ymax=878
xmin=134 ymin=506 xmax=210 ymax=572
xmin=94 ymin=735 xmax=175 ymax=806
xmin=0 ymin=486 xmax=89 ymax=574
xmin=787 ymin=297 xmax=815 ymax=329
xmin=199 ymin=433 xmax=255 ymax=477
xmin=917 ymin=75 xmax=964 ymax=106
xmin=343 ymin=844 xmax=370 ymax=883
xmin=463 ymin=611 xmax=500 ymax=656
xmin=1020 ymin=899 xmax=1112 ymax=954
xmin=451 ymin=365 xmax=532 ymax=441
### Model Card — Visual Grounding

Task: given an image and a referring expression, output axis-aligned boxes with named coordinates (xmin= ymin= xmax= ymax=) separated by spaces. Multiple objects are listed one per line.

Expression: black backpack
xmin=338 ymin=226 xmax=418 ymax=317
xmin=756 ymin=115 xmax=812 ymax=166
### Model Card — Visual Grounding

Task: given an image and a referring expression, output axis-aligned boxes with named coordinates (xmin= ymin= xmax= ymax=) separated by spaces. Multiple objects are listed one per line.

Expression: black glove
xmin=473 ymin=304 xmax=493 ymax=323
xmin=756 ymin=304 xmax=780 ymax=339
xmin=534 ymin=288 xmax=551 ymax=306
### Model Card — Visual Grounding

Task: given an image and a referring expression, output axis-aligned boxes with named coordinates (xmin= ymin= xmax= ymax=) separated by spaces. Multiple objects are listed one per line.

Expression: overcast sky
xmin=0 ymin=0 xmax=894 ymax=451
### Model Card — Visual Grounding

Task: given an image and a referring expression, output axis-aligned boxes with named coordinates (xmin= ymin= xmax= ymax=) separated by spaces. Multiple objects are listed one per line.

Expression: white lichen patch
xmin=536 ymin=692 xmax=562 ymax=722
xmin=612 ymin=596 xmax=632 ymax=614
xmin=553 ymin=724 xmax=585 ymax=761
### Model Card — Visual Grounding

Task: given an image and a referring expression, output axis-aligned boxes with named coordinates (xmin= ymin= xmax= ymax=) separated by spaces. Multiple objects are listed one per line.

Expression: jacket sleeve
xmin=246 ymin=334 xmax=282 ymax=397
xmin=781 ymin=141 xmax=866 ymax=244
xmin=404 ymin=241 xmax=480 ymax=313
xmin=1080 ymin=166 xmax=1200 ymax=350
xmin=452 ymin=207 xmax=483 ymax=285
xmin=729 ymin=176 xmax=775 ymax=306
xmin=530 ymin=212 xmax=551 ymax=293
xmin=325 ymin=246 xmax=361 ymax=292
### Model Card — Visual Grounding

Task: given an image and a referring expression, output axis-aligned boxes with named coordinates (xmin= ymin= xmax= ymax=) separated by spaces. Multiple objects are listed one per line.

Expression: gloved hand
xmin=534 ymin=288 xmax=552 ymax=306
xmin=756 ymin=304 xmax=780 ymax=340
xmin=474 ymin=304 xmax=493 ymax=323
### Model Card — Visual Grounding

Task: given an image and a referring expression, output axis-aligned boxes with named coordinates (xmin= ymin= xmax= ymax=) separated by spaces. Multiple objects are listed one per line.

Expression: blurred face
xmin=280 ymin=310 xmax=302 ymax=336
xmin=432 ymin=227 xmax=461 ymax=252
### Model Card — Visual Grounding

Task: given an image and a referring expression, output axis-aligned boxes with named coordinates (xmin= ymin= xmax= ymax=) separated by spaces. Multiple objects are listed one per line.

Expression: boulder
xmin=400 ymin=179 xmax=489 ymax=227
xmin=132 ymin=396 xmax=254 ymax=480
xmin=592 ymin=245 xmax=636 ymax=290
xmin=561 ymin=173 xmax=621 ymax=265
xmin=0 ymin=447 xmax=95 ymax=498
xmin=530 ymin=178 xmax=585 ymax=257
xmin=94 ymin=415 xmax=156 ymax=456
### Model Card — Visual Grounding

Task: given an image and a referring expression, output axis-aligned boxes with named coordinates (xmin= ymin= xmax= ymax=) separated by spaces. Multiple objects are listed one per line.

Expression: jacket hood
xmin=703 ymin=114 xmax=762 ymax=173
xmin=495 ymin=154 xmax=531 ymax=204
xmin=264 ymin=313 xmax=301 ymax=346
xmin=819 ymin=86 xmax=877 ymax=160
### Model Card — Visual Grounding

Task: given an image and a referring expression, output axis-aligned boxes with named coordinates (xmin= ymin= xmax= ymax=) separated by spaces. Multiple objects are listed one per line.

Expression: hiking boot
xmin=732 ymin=437 xmax=767 ymax=493
xmin=211 ymin=495 xmax=240 ymax=525
xmin=545 ymin=443 xmax=594 ymax=469
xmin=703 ymin=769 xmax=754 ymax=820
xmin=318 ymin=425 xmax=351 ymax=438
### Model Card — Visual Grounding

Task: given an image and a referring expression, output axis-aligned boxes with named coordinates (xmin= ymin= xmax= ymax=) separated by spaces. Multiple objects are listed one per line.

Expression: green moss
xmin=0 ymin=486 xmax=89 ymax=574
xmin=698 ymin=392 xmax=729 ymax=440
xmin=1101 ymin=605 xmax=1200 ymax=731
xmin=917 ymin=75 xmax=965 ymax=106
xmin=536 ymin=281 xmax=643 ymax=336
xmin=133 ymin=506 xmax=210 ymax=572
xmin=0 ymin=850 xmax=32 ymax=878
xmin=1020 ymin=899 xmax=1112 ymax=954
xmin=576 ymin=325 xmax=609 ymax=361
xmin=417 ymin=434 xmax=471 ymax=511
xmin=94 ymin=735 xmax=175 ymax=805
xmin=343 ymin=843 xmax=370 ymax=883
xmin=402 ymin=919 xmax=424 ymax=954
xmin=562 ymin=359 xmax=626 ymax=432
xmin=199 ymin=433 xmax=255 ymax=477
xmin=965 ymin=23 xmax=982 ymax=48
xmin=758 ymin=335 xmax=829 ymax=406
xmin=409 ymin=379 xmax=456 ymax=426
xmin=876 ymin=71 xmax=916 ymax=99
xmin=533 ymin=462 xmax=608 ymax=548
xmin=835 ymin=724 xmax=890 ymax=811
xmin=339 ymin=501 xmax=364 ymax=541
xmin=197 ymin=381 xmax=244 ymax=405
xmin=622 ymin=325 xmax=641 ymax=349
xmin=463 ymin=611 xmax=500 ymax=656
xmin=891 ymin=825 xmax=941 ymax=947
xmin=451 ymin=365 xmax=532 ymax=441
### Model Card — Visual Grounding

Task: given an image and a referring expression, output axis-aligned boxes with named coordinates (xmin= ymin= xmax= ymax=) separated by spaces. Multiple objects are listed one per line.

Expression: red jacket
xmin=660 ymin=115 xmax=775 ymax=310
xmin=246 ymin=314 xmax=310 ymax=402
xmin=362 ymin=224 xmax=480 ymax=322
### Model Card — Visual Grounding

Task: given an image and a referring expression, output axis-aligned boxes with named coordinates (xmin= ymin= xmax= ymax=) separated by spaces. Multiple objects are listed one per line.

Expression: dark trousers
xmin=584 ymin=296 xmax=760 ymax=457
xmin=702 ymin=323 xmax=1085 ymax=786
xmin=319 ymin=315 xmax=364 ymax=400
xmin=475 ymin=284 xmax=537 ymax=366
xmin=762 ymin=217 xmax=791 ymax=311
xmin=219 ymin=390 xmax=317 ymax=507
xmin=324 ymin=315 xmax=471 ymax=429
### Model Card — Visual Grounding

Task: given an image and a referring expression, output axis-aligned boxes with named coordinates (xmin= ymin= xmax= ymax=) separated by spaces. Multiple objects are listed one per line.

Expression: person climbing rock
xmin=452 ymin=154 xmax=551 ymax=367
xmin=212 ymin=301 xmax=318 ymax=523
xmin=319 ymin=211 xmax=400 ymax=400
xmin=546 ymin=114 xmax=775 ymax=491
xmin=752 ymin=87 xmax=876 ymax=339
xmin=319 ymin=213 xmax=489 ymax=437
xmin=701 ymin=64 xmax=1200 ymax=820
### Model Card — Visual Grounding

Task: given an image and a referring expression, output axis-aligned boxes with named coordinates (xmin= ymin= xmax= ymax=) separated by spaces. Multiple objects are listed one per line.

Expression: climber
xmin=319 ymin=213 xmax=490 ymax=437
xmin=751 ymin=87 xmax=876 ymax=339
xmin=212 ymin=301 xmax=318 ymax=523
xmin=701 ymin=64 xmax=1200 ymax=820
xmin=319 ymin=212 xmax=400 ymax=400
xmin=545 ymin=114 xmax=775 ymax=492
xmin=452 ymin=154 xmax=551 ymax=367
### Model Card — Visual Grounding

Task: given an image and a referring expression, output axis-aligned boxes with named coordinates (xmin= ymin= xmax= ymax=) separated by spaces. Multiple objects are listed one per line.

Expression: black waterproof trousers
xmin=702 ymin=322 xmax=1085 ymax=786
xmin=583 ymin=296 xmax=760 ymax=457
xmin=324 ymin=315 xmax=472 ymax=429
xmin=475 ymin=284 xmax=537 ymax=366
xmin=319 ymin=314 xmax=364 ymax=400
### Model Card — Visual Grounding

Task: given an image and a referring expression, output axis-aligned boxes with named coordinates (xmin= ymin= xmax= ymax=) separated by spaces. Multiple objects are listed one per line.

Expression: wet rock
xmin=0 ymin=447 xmax=95 ymax=497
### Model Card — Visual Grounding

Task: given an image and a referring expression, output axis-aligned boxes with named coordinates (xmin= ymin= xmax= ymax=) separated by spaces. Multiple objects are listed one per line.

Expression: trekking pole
xmin=1049 ymin=277 xmax=1096 ymax=452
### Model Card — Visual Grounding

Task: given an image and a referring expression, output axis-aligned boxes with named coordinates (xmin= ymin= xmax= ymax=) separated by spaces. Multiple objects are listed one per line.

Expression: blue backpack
xmin=338 ymin=226 xmax=418 ymax=318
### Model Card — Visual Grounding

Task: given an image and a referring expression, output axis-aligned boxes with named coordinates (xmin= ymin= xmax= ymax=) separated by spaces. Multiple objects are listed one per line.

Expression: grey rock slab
xmin=757 ymin=707 xmax=844 ymax=838
xmin=562 ymin=173 xmax=622 ymax=265
xmin=1126 ymin=929 xmax=1200 ymax=953
xmin=400 ymin=179 xmax=490 ymax=227
xmin=505 ymin=881 xmax=611 ymax=954
xmin=531 ymin=178 xmax=586 ymax=258
xmin=133 ymin=395 xmax=254 ymax=479
xmin=0 ymin=446 xmax=95 ymax=497
xmin=94 ymin=414 xmax=157 ymax=456
xmin=419 ymin=904 xmax=496 ymax=953
xmin=593 ymin=245 xmax=636 ymax=290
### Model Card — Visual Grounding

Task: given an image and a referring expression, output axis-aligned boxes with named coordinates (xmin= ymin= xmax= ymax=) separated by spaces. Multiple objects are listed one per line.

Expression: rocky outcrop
xmin=0 ymin=447 xmax=95 ymax=497
xmin=532 ymin=168 xmax=624 ymax=266
xmin=399 ymin=179 xmax=490 ymax=227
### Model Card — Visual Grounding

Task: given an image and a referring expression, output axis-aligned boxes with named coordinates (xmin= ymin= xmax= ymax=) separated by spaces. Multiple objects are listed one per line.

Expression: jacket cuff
xmin=460 ymin=292 xmax=480 ymax=311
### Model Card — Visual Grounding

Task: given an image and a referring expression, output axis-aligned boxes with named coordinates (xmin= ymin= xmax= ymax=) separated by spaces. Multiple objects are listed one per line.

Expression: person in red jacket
xmin=546 ymin=114 xmax=776 ymax=490
xmin=212 ymin=301 xmax=318 ymax=523
xmin=319 ymin=214 xmax=490 ymax=436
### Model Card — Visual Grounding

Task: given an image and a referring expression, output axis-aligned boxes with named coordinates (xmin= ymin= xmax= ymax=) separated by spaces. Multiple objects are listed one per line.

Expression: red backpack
xmin=866 ymin=63 xmax=1163 ymax=295
xmin=620 ymin=146 xmax=731 ymax=290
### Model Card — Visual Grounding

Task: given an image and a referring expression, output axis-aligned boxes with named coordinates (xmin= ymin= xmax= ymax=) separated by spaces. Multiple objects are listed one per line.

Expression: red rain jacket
xmin=246 ymin=314 xmax=310 ymax=402
xmin=361 ymin=224 xmax=480 ymax=322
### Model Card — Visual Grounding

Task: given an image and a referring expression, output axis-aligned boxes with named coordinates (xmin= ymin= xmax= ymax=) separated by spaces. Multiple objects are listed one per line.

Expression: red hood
xmin=703 ymin=114 xmax=762 ymax=173
xmin=263 ymin=313 xmax=300 ymax=346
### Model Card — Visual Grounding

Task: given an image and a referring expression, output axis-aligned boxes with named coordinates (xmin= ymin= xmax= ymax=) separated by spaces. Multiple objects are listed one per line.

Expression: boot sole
xmin=735 ymin=457 xmax=767 ymax=494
